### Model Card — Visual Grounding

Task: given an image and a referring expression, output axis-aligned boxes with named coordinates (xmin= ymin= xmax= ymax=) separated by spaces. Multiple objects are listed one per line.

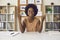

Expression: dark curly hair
xmin=25 ymin=4 xmax=38 ymax=16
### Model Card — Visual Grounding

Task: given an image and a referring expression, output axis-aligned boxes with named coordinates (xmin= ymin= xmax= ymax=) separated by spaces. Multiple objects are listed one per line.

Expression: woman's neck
xmin=28 ymin=17 xmax=35 ymax=23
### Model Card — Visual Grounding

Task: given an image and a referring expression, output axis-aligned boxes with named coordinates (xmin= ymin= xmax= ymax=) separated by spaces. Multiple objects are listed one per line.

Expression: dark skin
xmin=18 ymin=8 xmax=46 ymax=33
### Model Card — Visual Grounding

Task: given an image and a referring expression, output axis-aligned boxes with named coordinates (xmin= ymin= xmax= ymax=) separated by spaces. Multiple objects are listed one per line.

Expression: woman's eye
xmin=29 ymin=11 xmax=30 ymax=12
xmin=29 ymin=11 xmax=33 ymax=13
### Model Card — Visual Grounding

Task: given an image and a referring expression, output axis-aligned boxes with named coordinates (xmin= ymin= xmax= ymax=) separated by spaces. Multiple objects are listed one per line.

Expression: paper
xmin=37 ymin=5 xmax=41 ymax=11
xmin=20 ymin=6 xmax=26 ymax=10
xmin=20 ymin=0 xmax=26 ymax=4
xmin=35 ymin=0 xmax=42 ymax=4
xmin=28 ymin=0 xmax=34 ymax=4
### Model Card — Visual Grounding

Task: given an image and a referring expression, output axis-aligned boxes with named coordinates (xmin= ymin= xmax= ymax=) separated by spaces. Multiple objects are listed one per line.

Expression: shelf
xmin=0 ymin=29 xmax=14 ymax=31
xmin=7 ymin=21 xmax=15 ymax=22
xmin=46 ymin=21 xmax=60 ymax=22
xmin=0 ymin=21 xmax=14 ymax=23
xmin=0 ymin=13 xmax=7 ymax=14
xmin=45 ymin=5 xmax=60 ymax=31
xmin=0 ymin=6 xmax=16 ymax=31
xmin=46 ymin=13 xmax=53 ymax=14
xmin=19 ymin=4 xmax=27 ymax=6
xmin=46 ymin=13 xmax=60 ymax=14
xmin=0 ymin=29 xmax=6 ymax=31
xmin=6 ymin=13 xmax=14 ymax=15
xmin=45 ymin=29 xmax=51 ymax=30
xmin=0 ymin=21 xmax=6 ymax=22
xmin=0 ymin=21 xmax=14 ymax=22
xmin=0 ymin=13 xmax=14 ymax=14
xmin=7 ymin=29 xmax=14 ymax=30
xmin=45 ymin=21 xmax=53 ymax=22
xmin=45 ymin=22 xmax=60 ymax=31
xmin=7 ymin=29 xmax=14 ymax=31
xmin=45 ymin=5 xmax=60 ymax=13
xmin=45 ymin=29 xmax=60 ymax=30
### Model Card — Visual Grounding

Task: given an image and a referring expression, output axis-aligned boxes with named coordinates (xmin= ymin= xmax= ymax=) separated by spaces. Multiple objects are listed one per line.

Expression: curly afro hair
xmin=25 ymin=4 xmax=38 ymax=16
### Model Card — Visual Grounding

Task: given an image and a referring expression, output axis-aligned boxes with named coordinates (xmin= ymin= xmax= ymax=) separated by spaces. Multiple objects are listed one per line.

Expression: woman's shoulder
xmin=34 ymin=17 xmax=40 ymax=24
xmin=35 ymin=17 xmax=40 ymax=22
xmin=23 ymin=17 xmax=28 ymax=23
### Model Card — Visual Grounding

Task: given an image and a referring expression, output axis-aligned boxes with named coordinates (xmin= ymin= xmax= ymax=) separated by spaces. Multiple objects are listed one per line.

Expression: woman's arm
xmin=37 ymin=15 xmax=46 ymax=33
xmin=17 ymin=14 xmax=26 ymax=33
xmin=37 ymin=20 xmax=43 ymax=32
xmin=41 ymin=15 xmax=46 ymax=22
xmin=20 ymin=20 xmax=26 ymax=33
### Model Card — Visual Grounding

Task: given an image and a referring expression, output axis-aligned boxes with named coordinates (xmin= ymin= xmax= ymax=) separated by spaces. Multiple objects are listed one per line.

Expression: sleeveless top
xmin=24 ymin=17 xmax=40 ymax=32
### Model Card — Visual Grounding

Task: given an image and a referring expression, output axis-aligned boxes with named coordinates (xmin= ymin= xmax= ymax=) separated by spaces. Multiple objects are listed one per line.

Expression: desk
xmin=0 ymin=31 xmax=60 ymax=40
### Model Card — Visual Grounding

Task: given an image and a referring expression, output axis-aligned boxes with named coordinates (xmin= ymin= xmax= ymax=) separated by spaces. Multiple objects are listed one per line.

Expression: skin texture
xmin=18 ymin=8 xmax=45 ymax=33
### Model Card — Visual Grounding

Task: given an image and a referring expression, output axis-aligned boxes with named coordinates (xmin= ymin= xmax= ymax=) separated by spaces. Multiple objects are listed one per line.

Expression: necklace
xmin=28 ymin=17 xmax=35 ymax=23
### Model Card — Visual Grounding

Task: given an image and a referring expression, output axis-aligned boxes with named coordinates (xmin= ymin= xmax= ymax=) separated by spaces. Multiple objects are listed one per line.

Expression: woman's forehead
xmin=28 ymin=8 xmax=34 ymax=10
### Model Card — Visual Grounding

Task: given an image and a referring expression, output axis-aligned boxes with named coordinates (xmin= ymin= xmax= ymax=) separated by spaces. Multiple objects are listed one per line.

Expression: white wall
xmin=0 ymin=0 xmax=17 ymax=6
xmin=43 ymin=0 xmax=60 ymax=5
xmin=0 ymin=0 xmax=60 ymax=6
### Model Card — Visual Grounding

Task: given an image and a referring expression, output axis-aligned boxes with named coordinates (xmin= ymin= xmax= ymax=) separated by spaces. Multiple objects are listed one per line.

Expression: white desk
xmin=0 ymin=31 xmax=60 ymax=40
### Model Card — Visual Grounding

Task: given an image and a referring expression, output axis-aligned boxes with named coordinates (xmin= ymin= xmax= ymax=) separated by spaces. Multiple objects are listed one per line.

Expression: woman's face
xmin=28 ymin=8 xmax=34 ymax=17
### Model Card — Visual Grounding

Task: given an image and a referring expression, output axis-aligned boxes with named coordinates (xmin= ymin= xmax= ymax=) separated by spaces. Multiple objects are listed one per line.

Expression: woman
xmin=18 ymin=4 xmax=45 ymax=33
